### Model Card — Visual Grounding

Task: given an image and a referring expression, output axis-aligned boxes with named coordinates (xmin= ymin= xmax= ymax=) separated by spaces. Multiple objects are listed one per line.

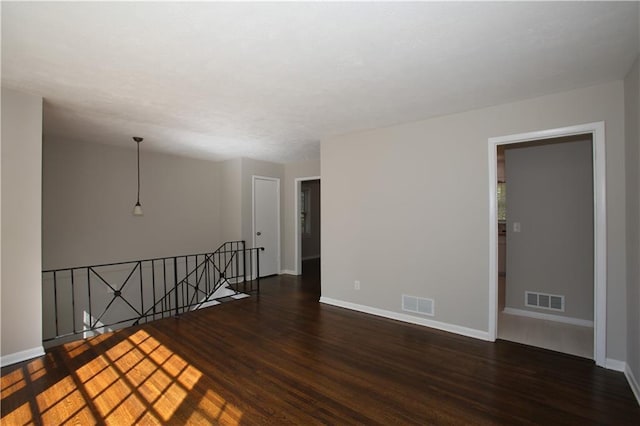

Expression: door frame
xmin=487 ymin=121 xmax=607 ymax=367
xmin=252 ymin=175 xmax=281 ymax=276
xmin=294 ymin=176 xmax=321 ymax=275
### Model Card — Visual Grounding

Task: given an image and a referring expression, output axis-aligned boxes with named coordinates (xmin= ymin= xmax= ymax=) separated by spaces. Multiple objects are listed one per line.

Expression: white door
xmin=253 ymin=176 xmax=280 ymax=277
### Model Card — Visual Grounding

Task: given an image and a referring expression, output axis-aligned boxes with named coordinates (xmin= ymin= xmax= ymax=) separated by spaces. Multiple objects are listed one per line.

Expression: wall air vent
xmin=402 ymin=294 xmax=434 ymax=316
xmin=525 ymin=291 xmax=564 ymax=312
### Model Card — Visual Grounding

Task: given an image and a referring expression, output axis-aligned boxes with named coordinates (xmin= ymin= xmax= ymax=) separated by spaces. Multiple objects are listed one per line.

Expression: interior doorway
xmin=488 ymin=122 xmax=607 ymax=367
xmin=295 ymin=176 xmax=321 ymax=275
xmin=252 ymin=176 xmax=280 ymax=277
xmin=497 ymin=135 xmax=594 ymax=359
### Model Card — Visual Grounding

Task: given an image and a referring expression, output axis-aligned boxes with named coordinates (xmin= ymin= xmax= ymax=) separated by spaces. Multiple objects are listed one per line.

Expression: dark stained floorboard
xmin=2 ymin=259 xmax=639 ymax=424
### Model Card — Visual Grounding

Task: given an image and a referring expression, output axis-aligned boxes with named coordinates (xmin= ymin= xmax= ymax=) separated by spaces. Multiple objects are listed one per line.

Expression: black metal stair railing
xmin=41 ymin=241 xmax=264 ymax=345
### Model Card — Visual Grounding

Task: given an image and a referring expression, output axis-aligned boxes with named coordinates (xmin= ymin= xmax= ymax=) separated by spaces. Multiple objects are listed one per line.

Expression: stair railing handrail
xmin=41 ymin=240 xmax=264 ymax=344
xmin=42 ymin=240 xmax=247 ymax=273
xmin=135 ymin=246 xmax=243 ymax=324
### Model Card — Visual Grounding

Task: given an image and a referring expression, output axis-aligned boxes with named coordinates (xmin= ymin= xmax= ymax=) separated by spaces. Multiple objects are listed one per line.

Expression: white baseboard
xmin=319 ymin=297 xmax=490 ymax=341
xmin=279 ymin=269 xmax=297 ymax=275
xmin=625 ymin=364 xmax=640 ymax=406
xmin=605 ymin=358 xmax=626 ymax=372
xmin=502 ymin=307 xmax=594 ymax=327
xmin=302 ymin=255 xmax=320 ymax=261
xmin=602 ymin=360 xmax=640 ymax=406
xmin=1 ymin=346 xmax=45 ymax=367
xmin=317 ymin=296 xmax=640 ymax=406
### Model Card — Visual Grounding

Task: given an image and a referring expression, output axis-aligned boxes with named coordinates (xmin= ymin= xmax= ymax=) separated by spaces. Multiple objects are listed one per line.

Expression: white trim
xmin=302 ymin=255 xmax=320 ymax=261
xmin=592 ymin=122 xmax=607 ymax=368
xmin=320 ymin=297 xmax=490 ymax=341
xmin=280 ymin=269 xmax=297 ymax=275
xmin=488 ymin=121 xmax=607 ymax=367
xmin=252 ymin=175 xmax=281 ymax=277
xmin=502 ymin=307 xmax=593 ymax=327
xmin=625 ymin=364 xmax=640 ymax=406
xmin=1 ymin=346 xmax=45 ymax=367
xmin=605 ymin=358 xmax=626 ymax=372
xmin=294 ymin=176 xmax=321 ymax=275
xmin=488 ymin=136 xmax=499 ymax=342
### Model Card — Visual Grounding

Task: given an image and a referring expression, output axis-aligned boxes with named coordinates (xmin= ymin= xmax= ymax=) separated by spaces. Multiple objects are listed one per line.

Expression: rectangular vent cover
xmin=525 ymin=291 xmax=564 ymax=312
xmin=402 ymin=294 xmax=434 ymax=316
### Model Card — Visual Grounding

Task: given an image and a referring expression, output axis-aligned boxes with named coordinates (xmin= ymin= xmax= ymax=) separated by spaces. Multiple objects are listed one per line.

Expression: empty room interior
xmin=1 ymin=2 xmax=640 ymax=424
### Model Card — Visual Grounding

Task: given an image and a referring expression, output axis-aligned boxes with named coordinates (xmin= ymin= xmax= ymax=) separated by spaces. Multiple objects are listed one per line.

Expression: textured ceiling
xmin=2 ymin=2 xmax=638 ymax=163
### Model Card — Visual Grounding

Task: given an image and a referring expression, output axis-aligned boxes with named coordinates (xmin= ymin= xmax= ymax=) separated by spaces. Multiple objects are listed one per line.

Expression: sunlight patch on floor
xmin=189 ymin=389 xmax=244 ymax=424
xmin=1 ymin=329 xmax=244 ymax=424
xmin=0 ymin=368 xmax=26 ymax=399
xmin=36 ymin=376 xmax=96 ymax=424
xmin=1 ymin=401 xmax=34 ymax=425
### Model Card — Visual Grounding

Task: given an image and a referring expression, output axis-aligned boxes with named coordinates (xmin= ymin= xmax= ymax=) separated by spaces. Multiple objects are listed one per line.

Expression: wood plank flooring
xmin=2 ymin=260 xmax=639 ymax=425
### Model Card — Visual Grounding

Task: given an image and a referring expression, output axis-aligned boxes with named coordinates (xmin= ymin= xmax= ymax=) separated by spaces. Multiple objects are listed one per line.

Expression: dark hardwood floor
xmin=2 ymin=259 xmax=639 ymax=424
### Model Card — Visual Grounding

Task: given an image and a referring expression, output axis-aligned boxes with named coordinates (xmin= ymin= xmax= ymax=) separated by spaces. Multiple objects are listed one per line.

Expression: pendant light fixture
xmin=132 ymin=136 xmax=144 ymax=216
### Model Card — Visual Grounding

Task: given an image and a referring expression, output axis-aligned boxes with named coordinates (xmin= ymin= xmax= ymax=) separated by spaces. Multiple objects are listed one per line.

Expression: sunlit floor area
xmin=1 ymin=330 xmax=236 ymax=425
xmin=2 ymin=260 xmax=639 ymax=424
xmin=498 ymin=312 xmax=593 ymax=359
xmin=497 ymin=275 xmax=593 ymax=359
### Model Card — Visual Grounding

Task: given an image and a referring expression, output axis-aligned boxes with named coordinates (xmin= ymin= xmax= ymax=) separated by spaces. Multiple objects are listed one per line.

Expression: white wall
xmin=43 ymin=150 xmax=292 ymax=272
xmin=624 ymin=57 xmax=640 ymax=389
xmin=216 ymin=157 xmax=320 ymax=274
xmin=220 ymin=158 xmax=242 ymax=243
xmin=1 ymin=87 xmax=44 ymax=362
xmin=282 ymin=159 xmax=320 ymax=272
xmin=0 ymin=89 xmax=2 ymax=362
xmin=43 ymin=139 xmax=224 ymax=268
xmin=321 ymin=80 xmax=627 ymax=361
xmin=504 ymin=137 xmax=593 ymax=321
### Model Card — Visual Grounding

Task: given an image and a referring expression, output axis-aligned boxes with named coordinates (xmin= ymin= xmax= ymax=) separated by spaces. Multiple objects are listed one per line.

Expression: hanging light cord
xmin=136 ymin=140 xmax=141 ymax=204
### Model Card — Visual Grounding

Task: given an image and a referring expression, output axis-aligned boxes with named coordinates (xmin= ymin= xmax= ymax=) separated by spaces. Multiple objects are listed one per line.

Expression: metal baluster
xmin=87 ymin=268 xmax=92 ymax=330
xmin=249 ymin=250 xmax=253 ymax=291
xmin=139 ymin=261 xmax=144 ymax=322
xmin=53 ymin=271 xmax=59 ymax=337
xmin=256 ymin=249 xmax=261 ymax=294
xmin=194 ymin=255 xmax=198 ymax=308
xmin=188 ymin=255 xmax=192 ymax=309
xmin=214 ymin=253 xmax=218 ymax=293
xmin=152 ymin=260 xmax=156 ymax=320
xmin=235 ymin=242 xmax=239 ymax=286
xmin=206 ymin=254 xmax=210 ymax=295
xmin=183 ymin=256 xmax=187 ymax=313
xmin=192 ymin=255 xmax=197 ymax=309
xmin=243 ymin=241 xmax=247 ymax=293
xmin=194 ymin=255 xmax=199 ymax=307
xmin=182 ymin=256 xmax=186 ymax=312
xmin=71 ymin=269 xmax=76 ymax=334
xmin=186 ymin=256 xmax=190 ymax=310
xmin=174 ymin=257 xmax=179 ymax=317
xmin=163 ymin=258 xmax=168 ymax=316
